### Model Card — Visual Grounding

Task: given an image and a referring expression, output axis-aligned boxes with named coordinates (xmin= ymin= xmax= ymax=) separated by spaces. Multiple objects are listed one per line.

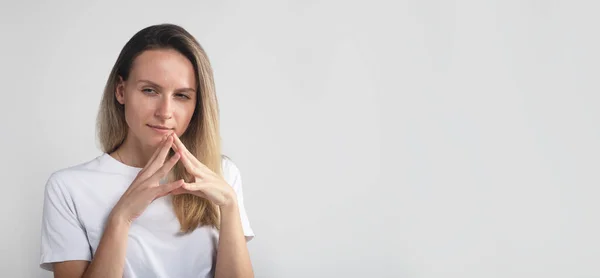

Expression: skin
xmin=114 ymin=48 xmax=198 ymax=167
xmin=53 ymin=49 xmax=253 ymax=278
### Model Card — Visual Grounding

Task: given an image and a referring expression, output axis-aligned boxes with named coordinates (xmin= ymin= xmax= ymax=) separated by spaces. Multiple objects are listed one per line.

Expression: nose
xmin=155 ymin=96 xmax=173 ymax=120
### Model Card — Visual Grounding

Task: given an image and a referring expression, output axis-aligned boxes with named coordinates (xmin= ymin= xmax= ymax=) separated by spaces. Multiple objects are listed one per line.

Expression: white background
xmin=1 ymin=1 xmax=599 ymax=277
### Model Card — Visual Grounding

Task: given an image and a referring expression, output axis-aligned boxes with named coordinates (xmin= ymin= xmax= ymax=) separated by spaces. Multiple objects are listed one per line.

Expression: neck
xmin=111 ymin=132 xmax=156 ymax=168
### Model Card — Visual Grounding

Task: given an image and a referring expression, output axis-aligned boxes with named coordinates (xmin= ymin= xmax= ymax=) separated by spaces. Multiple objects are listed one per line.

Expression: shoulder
xmin=44 ymin=155 xmax=106 ymax=192
xmin=221 ymin=155 xmax=240 ymax=175
xmin=220 ymin=155 xmax=243 ymax=187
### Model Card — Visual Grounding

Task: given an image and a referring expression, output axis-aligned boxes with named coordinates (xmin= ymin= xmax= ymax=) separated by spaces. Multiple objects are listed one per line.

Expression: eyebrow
xmin=137 ymin=79 xmax=196 ymax=93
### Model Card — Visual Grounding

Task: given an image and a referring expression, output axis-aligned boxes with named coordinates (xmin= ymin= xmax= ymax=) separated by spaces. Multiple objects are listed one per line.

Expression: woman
xmin=40 ymin=24 xmax=255 ymax=278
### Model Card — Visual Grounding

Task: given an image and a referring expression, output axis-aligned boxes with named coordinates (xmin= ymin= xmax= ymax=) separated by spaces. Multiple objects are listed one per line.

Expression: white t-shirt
xmin=40 ymin=153 xmax=254 ymax=278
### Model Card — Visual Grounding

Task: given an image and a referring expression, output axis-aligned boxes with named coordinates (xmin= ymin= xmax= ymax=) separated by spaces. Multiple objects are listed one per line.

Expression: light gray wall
xmin=1 ymin=1 xmax=598 ymax=277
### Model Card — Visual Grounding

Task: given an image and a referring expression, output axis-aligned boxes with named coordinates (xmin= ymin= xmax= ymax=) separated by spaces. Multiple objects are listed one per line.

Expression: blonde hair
xmin=96 ymin=24 xmax=222 ymax=232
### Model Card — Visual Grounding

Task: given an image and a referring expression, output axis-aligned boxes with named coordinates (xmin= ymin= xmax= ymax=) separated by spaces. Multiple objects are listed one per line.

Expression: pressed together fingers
xmin=171 ymin=133 xmax=213 ymax=176
xmin=136 ymin=133 xmax=185 ymax=198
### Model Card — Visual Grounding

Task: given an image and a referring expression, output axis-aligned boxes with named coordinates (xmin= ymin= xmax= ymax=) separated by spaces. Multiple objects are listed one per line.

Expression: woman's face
xmin=116 ymin=48 xmax=197 ymax=148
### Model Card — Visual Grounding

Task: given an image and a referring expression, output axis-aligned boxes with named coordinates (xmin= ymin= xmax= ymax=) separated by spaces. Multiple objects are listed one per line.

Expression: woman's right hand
xmin=110 ymin=133 xmax=183 ymax=224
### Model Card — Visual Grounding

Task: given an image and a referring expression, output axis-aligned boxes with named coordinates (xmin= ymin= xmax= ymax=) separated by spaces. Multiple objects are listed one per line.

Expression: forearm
xmin=214 ymin=200 xmax=254 ymax=278
xmin=82 ymin=215 xmax=130 ymax=278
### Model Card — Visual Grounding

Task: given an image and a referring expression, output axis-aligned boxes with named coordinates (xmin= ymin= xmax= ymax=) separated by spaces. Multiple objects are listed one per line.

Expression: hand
xmin=110 ymin=133 xmax=184 ymax=224
xmin=170 ymin=133 xmax=237 ymax=208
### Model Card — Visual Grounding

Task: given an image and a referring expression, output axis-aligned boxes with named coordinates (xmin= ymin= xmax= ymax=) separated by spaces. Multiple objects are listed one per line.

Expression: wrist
xmin=108 ymin=211 xmax=132 ymax=228
xmin=219 ymin=196 xmax=239 ymax=212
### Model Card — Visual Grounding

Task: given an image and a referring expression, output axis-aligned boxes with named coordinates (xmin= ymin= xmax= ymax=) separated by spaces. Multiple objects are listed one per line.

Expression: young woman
xmin=39 ymin=24 xmax=255 ymax=278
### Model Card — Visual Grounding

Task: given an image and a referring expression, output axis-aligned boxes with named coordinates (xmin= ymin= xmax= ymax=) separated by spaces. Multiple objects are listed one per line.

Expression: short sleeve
xmin=223 ymin=158 xmax=255 ymax=241
xmin=40 ymin=173 xmax=92 ymax=271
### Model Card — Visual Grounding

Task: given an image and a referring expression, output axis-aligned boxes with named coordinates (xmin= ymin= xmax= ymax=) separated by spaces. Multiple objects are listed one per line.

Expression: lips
xmin=147 ymin=124 xmax=173 ymax=130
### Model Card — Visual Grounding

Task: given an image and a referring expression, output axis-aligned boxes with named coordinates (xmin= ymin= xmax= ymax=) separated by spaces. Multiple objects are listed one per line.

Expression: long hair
xmin=96 ymin=23 xmax=222 ymax=233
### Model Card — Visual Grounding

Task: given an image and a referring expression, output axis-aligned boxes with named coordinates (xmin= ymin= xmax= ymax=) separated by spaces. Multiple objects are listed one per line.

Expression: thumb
xmin=170 ymin=187 xmax=189 ymax=195
xmin=155 ymin=179 xmax=184 ymax=199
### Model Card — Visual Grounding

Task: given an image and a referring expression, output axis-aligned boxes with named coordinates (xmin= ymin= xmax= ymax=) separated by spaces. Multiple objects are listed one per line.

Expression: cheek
xmin=175 ymin=102 xmax=196 ymax=129
xmin=124 ymin=97 xmax=154 ymax=127
xmin=123 ymin=107 xmax=141 ymax=132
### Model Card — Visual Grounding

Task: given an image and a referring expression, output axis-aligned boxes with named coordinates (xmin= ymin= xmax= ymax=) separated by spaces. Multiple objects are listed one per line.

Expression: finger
xmin=178 ymin=148 xmax=201 ymax=177
xmin=181 ymin=182 xmax=208 ymax=198
xmin=172 ymin=134 xmax=214 ymax=178
xmin=149 ymin=152 xmax=180 ymax=182
xmin=135 ymin=137 xmax=166 ymax=180
xmin=142 ymin=135 xmax=175 ymax=179
xmin=172 ymin=134 xmax=201 ymax=168
xmin=171 ymin=134 xmax=207 ymax=177
xmin=170 ymin=187 xmax=189 ymax=195
xmin=182 ymin=181 xmax=207 ymax=192
xmin=142 ymin=132 xmax=172 ymax=169
xmin=171 ymin=137 xmax=179 ymax=152
xmin=154 ymin=179 xmax=184 ymax=199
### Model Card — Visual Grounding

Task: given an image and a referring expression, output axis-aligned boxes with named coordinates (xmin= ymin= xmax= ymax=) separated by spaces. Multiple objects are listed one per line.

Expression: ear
xmin=115 ymin=75 xmax=126 ymax=105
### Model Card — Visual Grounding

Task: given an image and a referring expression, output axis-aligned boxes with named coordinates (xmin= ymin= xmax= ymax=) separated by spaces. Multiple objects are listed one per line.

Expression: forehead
xmin=129 ymin=48 xmax=196 ymax=88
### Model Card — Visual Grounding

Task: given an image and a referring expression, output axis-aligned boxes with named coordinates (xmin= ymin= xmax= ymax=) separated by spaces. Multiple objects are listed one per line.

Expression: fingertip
xmin=174 ymin=134 xmax=182 ymax=144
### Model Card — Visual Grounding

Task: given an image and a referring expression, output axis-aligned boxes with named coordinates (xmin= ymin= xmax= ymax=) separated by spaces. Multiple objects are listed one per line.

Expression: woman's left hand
xmin=170 ymin=134 xmax=237 ymax=207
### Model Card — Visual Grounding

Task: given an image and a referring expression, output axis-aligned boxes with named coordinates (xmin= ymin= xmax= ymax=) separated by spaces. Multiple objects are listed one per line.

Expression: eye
xmin=142 ymin=88 xmax=158 ymax=95
xmin=175 ymin=93 xmax=191 ymax=100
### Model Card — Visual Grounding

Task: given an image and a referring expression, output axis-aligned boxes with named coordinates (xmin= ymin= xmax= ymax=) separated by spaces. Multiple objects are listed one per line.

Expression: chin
xmin=147 ymin=130 xmax=176 ymax=145
xmin=143 ymin=133 xmax=164 ymax=146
